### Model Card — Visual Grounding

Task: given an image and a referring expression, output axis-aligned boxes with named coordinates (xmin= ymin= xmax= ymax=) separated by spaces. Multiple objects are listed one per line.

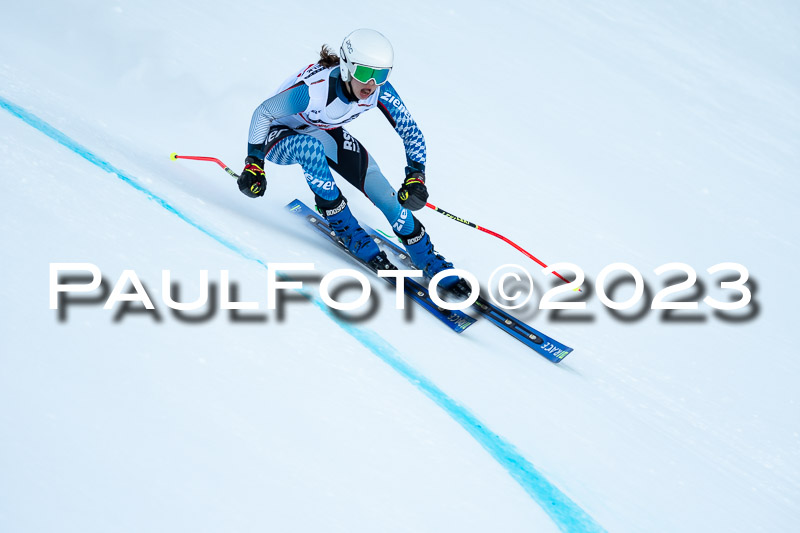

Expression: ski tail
xmin=364 ymin=222 xmax=574 ymax=363
xmin=286 ymin=199 xmax=476 ymax=334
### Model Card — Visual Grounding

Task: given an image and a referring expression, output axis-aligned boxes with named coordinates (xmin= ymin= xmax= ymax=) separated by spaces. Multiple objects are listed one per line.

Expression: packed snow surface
xmin=1 ymin=2 xmax=798 ymax=532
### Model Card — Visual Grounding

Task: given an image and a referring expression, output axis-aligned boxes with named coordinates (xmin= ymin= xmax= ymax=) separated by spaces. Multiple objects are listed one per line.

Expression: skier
xmin=237 ymin=28 xmax=468 ymax=295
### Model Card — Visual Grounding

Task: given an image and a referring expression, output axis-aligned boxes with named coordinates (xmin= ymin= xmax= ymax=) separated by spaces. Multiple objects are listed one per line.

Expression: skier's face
xmin=349 ymin=78 xmax=377 ymax=100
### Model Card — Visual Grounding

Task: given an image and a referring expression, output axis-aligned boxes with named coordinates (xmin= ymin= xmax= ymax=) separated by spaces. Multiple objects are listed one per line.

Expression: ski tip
xmin=285 ymin=199 xmax=303 ymax=212
xmin=169 ymin=152 xmax=178 ymax=161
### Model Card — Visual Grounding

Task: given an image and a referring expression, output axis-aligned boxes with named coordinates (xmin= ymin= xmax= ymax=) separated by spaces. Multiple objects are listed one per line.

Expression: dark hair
xmin=318 ymin=45 xmax=340 ymax=67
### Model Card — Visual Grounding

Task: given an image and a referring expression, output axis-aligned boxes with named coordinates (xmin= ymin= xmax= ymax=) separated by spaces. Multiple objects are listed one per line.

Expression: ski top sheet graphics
xmin=286 ymin=199 xmax=476 ymax=334
xmin=365 ymin=222 xmax=574 ymax=363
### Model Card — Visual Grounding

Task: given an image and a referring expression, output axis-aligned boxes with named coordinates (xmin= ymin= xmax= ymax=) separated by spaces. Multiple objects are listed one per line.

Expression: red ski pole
xmin=425 ymin=202 xmax=577 ymax=289
xmin=170 ymin=152 xmax=574 ymax=288
xmin=170 ymin=153 xmax=240 ymax=178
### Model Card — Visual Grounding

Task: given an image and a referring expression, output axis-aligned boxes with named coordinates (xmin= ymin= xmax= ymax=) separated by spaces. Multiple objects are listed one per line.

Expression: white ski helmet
xmin=339 ymin=28 xmax=394 ymax=85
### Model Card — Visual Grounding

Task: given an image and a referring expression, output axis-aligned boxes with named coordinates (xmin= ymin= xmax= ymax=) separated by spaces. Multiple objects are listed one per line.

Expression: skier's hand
xmin=398 ymin=171 xmax=428 ymax=211
xmin=238 ymin=157 xmax=266 ymax=198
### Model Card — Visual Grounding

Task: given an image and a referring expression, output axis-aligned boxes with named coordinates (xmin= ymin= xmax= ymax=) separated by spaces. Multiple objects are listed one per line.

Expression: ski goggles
xmin=350 ymin=64 xmax=391 ymax=85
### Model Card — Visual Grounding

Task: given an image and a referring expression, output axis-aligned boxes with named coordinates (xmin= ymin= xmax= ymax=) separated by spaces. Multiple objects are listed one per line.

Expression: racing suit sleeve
xmin=247 ymin=82 xmax=310 ymax=159
xmin=376 ymin=82 xmax=427 ymax=174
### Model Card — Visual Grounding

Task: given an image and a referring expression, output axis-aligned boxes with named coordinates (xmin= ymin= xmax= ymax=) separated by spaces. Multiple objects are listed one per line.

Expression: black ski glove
xmin=398 ymin=171 xmax=428 ymax=211
xmin=238 ymin=156 xmax=266 ymax=198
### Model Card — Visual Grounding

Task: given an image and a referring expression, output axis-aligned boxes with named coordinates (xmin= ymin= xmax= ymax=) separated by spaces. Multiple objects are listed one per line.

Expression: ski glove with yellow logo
xmin=238 ymin=156 xmax=266 ymax=198
xmin=398 ymin=171 xmax=428 ymax=211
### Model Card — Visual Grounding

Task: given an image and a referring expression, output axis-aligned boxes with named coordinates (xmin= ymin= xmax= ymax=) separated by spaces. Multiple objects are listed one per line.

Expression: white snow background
xmin=1 ymin=1 xmax=798 ymax=532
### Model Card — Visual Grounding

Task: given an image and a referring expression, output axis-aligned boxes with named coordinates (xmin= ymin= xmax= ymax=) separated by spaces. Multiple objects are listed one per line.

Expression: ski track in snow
xmin=0 ymin=94 xmax=606 ymax=533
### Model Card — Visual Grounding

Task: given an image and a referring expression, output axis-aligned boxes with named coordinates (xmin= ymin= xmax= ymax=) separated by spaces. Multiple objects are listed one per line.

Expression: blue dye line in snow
xmin=1 ymin=95 xmax=606 ymax=533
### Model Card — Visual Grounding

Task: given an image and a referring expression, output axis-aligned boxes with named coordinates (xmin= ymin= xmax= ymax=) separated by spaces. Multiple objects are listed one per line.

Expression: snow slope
xmin=1 ymin=1 xmax=798 ymax=532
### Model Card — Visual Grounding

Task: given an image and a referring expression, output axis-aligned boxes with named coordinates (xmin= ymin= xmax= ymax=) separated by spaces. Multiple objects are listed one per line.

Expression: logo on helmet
xmin=345 ymin=39 xmax=353 ymax=54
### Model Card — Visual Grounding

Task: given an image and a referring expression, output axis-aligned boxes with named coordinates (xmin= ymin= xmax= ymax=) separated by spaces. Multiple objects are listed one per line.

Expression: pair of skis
xmin=286 ymin=199 xmax=573 ymax=363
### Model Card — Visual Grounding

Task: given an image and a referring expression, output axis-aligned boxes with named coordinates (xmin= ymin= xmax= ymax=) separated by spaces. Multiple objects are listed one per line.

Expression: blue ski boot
xmin=318 ymin=195 xmax=382 ymax=263
xmin=396 ymin=221 xmax=468 ymax=294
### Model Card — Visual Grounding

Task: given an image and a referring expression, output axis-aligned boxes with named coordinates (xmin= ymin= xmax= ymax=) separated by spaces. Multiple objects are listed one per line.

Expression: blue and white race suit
xmin=246 ymin=63 xmax=427 ymax=236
